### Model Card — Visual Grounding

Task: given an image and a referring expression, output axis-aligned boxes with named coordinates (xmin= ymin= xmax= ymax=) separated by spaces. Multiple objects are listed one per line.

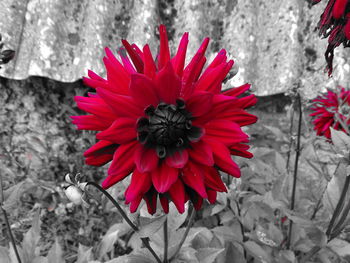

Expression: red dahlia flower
xmin=71 ymin=25 xmax=257 ymax=214
xmin=310 ymin=86 xmax=350 ymax=139
xmin=312 ymin=0 xmax=350 ymax=75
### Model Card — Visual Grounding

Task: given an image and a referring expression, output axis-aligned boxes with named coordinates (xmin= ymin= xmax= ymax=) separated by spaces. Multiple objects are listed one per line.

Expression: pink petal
xmin=158 ymin=24 xmax=171 ymax=70
xmin=203 ymin=166 xmax=227 ymax=192
xmin=151 ymin=162 xmax=178 ymax=193
xmin=108 ymin=141 xmax=138 ymax=175
xmin=143 ymin=44 xmax=157 ymax=79
xmin=130 ymin=74 xmax=159 ymax=107
xmin=96 ymin=118 xmax=137 ymax=144
xmin=171 ymin=32 xmax=189 ymax=77
xmin=188 ymin=140 xmax=214 ymax=166
xmin=121 ymin=39 xmax=144 ymax=73
xmin=182 ymin=162 xmax=207 ymax=198
xmin=129 ymin=195 xmax=142 ymax=213
xmin=204 ymin=138 xmax=241 ymax=178
xmin=84 ymin=140 xmax=118 ymax=158
xmin=166 ymin=150 xmax=189 ymax=168
xmin=125 ymin=169 xmax=152 ymax=203
xmin=207 ymin=189 xmax=217 ymax=204
xmin=96 ymin=88 xmax=142 ymax=118
xmin=71 ymin=115 xmax=111 ymax=131
xmin=155 ymin=62 xmax=181 ymax=104
xmin=143 ymin=189 xmax=158 ymax=215
xmin=134 ymin=145 xmax=159 ymax=173
xmin=222 ymin=83 xmax=251 ymax=97
xmin=160 ymin=194 xmax=169 ymax=214
xmin=168 ymin=179 xmax=185 ymax=213
xmin=118 ymin=47 xmax=137 ymax=74
xmin=185 ymin=91 xmax=213 ymax=117
xmin=204 ymin=120 xmax=249 ymax=145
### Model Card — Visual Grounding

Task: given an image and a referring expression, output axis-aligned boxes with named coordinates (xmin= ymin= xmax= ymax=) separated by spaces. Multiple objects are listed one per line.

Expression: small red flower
xmin=313 ymin=0 xmax=350 ymax=75
xmin=310 ymin=86 xmax=350 ymax=139
xmin=72 ymin=25 xmax=257 ymax=214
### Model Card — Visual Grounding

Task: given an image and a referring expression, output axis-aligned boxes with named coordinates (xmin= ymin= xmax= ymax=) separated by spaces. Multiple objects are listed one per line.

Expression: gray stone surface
xmin=0 ymin=0 xmax=349 ymax=98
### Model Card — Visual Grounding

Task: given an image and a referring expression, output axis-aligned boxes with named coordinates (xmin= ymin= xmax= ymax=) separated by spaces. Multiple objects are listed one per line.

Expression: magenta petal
xmin=130 ymin=74 xmax=159 ymax=107
xmin=155 ymin=62 xmax=181 ymax=104
xmin=182 ymin=162 xmax=207 ymax=198
xmin=168 ymin=179 xmax=185 ymax=213
xmin=166 ymin=150 xmax=188 ymax=168
xmin=134 ymin=145 xmax=159 ymax=173
xmin=151 ymin=163 xmax=178 ymax=193
xmin=125 ymin=169 xmax=152 ymax=203
xmin=186 ymin=91 xmax=213 ymax=117
xmin=188 ymin=140 xmax=214 ymax=166
xmin=96 ymin=118 xmax=136 ymax=144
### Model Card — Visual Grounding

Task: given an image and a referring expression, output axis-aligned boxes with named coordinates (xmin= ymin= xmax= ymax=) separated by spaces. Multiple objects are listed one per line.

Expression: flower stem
xmin=325 ymin=175 xmax=350 ymax=239
xmin=163 ymin=217 xmax=168 ymax=263
xmin=86 ymin=182 xmax=162 ymax=263
xmin=170 ymin=206 xmax=196 ymax=261
xmin=0 ymin=174 xmax=22 ymax=263
xmin=286 ymin=93 xmax=302 ymax=249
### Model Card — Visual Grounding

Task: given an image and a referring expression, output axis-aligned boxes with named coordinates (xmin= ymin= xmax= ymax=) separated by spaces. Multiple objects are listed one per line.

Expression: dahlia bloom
xmin=71 ymin=25 xmax=257 ymax=214
xmin=310 ymin=86 xmax=350 ymax=139
xmin=312 ymin=0 xmax=350 ymax=75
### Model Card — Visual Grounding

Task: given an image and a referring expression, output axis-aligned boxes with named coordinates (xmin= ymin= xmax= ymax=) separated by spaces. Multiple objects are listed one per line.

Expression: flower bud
xmin=64 ymin=185 xmax=83 ymax=205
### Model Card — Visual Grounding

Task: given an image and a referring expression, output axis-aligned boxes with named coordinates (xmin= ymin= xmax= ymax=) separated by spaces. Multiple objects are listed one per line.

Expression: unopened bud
xmin=64 ymin=185 xmax=83 ymax=205
xmin=65 ymin=173 xmax=74 ymax=184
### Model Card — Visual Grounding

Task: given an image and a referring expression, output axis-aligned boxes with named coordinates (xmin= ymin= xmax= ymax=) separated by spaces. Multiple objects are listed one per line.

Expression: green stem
xmin=86 ymin=182 xmax=162 ymax=263
xmin=286 ymin=93 xmax=302 ymax=249
xmin=170 ymin=206 xmax=196 ymax=261
xmin=163 ymin=217 xmax=168 ymax=263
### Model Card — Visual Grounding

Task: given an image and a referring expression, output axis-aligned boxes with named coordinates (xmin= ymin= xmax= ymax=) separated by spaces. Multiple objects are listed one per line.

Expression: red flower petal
xmin=103 ymin=141 xmax=139 ymax=188
xmin=143 ymin=189 xmax=158 ymax=215
xmin=134 ymin=145 xmax=159 ymax=173
xmin=143 ymin=44 xmax=157 ymax=79
xmin=219 ymin=110 xmax=258 ymax=126
xmin=166 ymin=150 xmax=189 ymax=168
xmin=155 ymin=62 xmax=181 ymax=104
xmin=125 ymin=169 xmax=152 ymax=203
xmin=207 ymin=189 xmax=217 ymax=204
xmin=205 ymin=120 xmax=249 ymax=145
xmin=130 ymin=74 xmax=159 ymax=107
xmin=96 ymin=88 xmax=142 ymax=118
xmin=172 ymin=32 xmax=189 ymax=77
xmin=84 ymin=140 xmax=118 ymax=158
xmin=203 ymin=166 xmax=227 ymax=192
xmin=186 ymin=91 xmax=213 ymax=117
xmin=182 ymin=162 xmax=207 ymax=198
xmin=151 ymin=162 xmax=178 ymax=193
xmin=222 ymin=83 xmax=251 ymax=97
xmin=71 ymin=115 xmax=111 ymax=131
xmin=129 ymin=195 xmax=142 ymax=213
xmin=118 ymin=47 xmax=137 ymax=74
xmin=74 ymin=96 xmax=117 ymax=121
xmin=333 ymin=0 xmax=347 ymax=19
xmin=204 ymin=138 xmax=241 ymax=178
xmin=168 ymin=179 xmax=185 ymax=213
xmin=345 ymin=19 xmax=350 ymax=40
xmin=86 ymin=154 xmax=113 ymax=166
xmin=229 ymin=143 xmax=253 ymax=159
xmin=96 ymin=118 xmax=137 ymax=144
xmin=158 ymin=24 xmax=171 ymax=70
xmin=188 ymin=140 xmax=214 ymax=166
xmin=159 ymin=194 xmax=169 ymax=214
xmin=121 ymin=39 xmax=144 ymax=73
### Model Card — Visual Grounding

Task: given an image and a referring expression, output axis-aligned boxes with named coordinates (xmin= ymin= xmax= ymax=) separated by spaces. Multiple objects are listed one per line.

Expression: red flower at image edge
xmin=71 ymin=25 xmax=257 ymax=214
xmin=310 ymin=86 xmax=350 ymax=139
xmin=312 ymin=0 xmax=350 ymax=75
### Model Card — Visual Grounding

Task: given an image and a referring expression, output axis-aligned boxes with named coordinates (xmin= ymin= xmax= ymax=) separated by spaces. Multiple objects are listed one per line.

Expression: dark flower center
xmin=137 ymin=99 xmax=202 ymax=158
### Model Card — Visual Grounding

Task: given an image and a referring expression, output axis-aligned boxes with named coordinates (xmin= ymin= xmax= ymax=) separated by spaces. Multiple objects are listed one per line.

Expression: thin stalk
xmin=86 ymin=182 xmax=162 ymax=263
xmin=330 ymin=194 xmax=350 ymax=240
xmin=286 ymin=93 xmax=302 ymax=249
xmin=286 ymin=98 xmax=296 ymax=172
xmin=325 ymin=175 xmax=350 ymax=239
xmin=0 ymin=173 xmax=22 ymax=263
xmin=163 ymin=218 xmax=168 ymax=263
xmin=300 ymin=175 xmax=350 ymax=262
xmin=170 ymin=206 xmax=196 ymax=261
